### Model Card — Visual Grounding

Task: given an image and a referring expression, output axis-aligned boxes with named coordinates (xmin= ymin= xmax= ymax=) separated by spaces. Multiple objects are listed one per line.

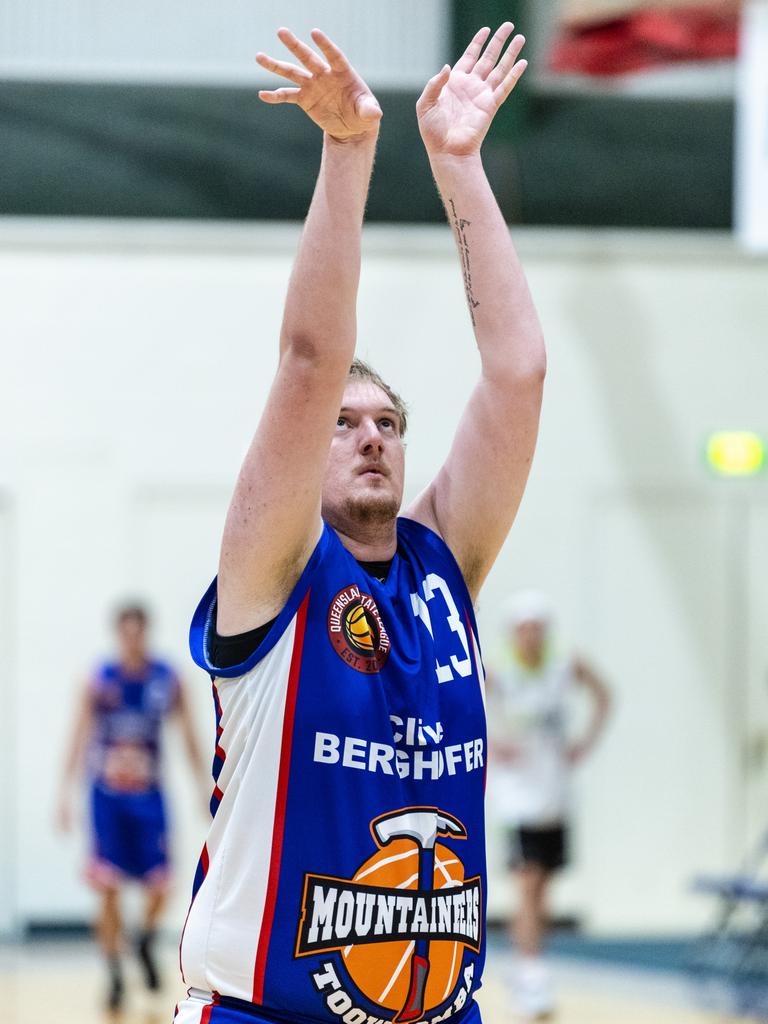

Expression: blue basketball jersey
xmin=89 ymin=659 xmax=179 ymax=792
xmin=184 ymin=518 xmax=487 ymax=1024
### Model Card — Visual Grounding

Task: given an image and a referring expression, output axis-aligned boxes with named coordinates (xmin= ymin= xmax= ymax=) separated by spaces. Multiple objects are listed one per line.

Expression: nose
xmin=358 ymin=417 xmax=384 ymax=456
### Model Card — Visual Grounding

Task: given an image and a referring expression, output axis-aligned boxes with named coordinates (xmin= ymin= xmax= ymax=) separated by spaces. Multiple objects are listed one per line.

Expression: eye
xmin=379 ymin=418 xmax=395 ymax=431
xmin=337 ymin=416 xmax=348 ymax=429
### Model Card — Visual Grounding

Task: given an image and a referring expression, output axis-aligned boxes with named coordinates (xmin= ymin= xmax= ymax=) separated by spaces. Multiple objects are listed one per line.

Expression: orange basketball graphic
xmin=345 ymin=604 xmax=377 ymax=653
xmin=341 ymin=837 xmax=465 ymax=1014
xmin=295 ymin=808 xmax=480 ymax=1022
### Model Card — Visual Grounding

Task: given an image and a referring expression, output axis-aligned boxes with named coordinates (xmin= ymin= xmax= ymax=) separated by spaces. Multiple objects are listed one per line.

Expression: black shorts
xmin=508 ymin=823 xmax=568 ymax=872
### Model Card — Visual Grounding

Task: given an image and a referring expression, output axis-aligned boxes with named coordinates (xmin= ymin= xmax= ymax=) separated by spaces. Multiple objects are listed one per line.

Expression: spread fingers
xmin=258 ymin=87 xmax=301 ymax=105
xmin=455 ymin=26 xmax=492 ymax=73
xmin=276 ymin=27 xmax=329 ymax=74
xmin=488 ymin=35 xmax=527 ymax=91
xmin=309 ymin=29 xmax=351 ymax=73
xmin=475 ymin=22 xmax=516 ymax=79
xmin=255 ymin=52 xmax=312 ymax=86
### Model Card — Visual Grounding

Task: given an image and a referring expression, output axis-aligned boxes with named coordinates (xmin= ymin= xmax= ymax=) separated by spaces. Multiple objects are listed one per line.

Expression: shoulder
xmin=149 ymin=658 xmax=177 ymax=680
xmin=190 ymin=522 xmax=342 ymax=680
xmin=396 ymin=516 xmax=463 ymax=576
xmin=398 ymin=509 xmax=484 ymax=600
xmin=90 ymin=661 xmax=115 ymax=686
xmin=87 ymin=662 xmax=118 ymax=709
xmin=396 ymin=515 xmax=478 ymax=629
xmin=148 ymin=660 xmax=182 ymax=700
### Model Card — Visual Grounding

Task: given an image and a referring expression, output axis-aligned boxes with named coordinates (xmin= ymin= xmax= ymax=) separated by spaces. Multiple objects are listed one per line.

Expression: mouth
xmin=358 ymin=465 xmax=387 ymax=479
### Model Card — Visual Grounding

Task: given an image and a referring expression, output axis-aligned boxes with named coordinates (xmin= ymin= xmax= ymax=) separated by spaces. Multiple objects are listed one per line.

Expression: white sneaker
xmin=515 ymin=957 xmax=556 ymax=1021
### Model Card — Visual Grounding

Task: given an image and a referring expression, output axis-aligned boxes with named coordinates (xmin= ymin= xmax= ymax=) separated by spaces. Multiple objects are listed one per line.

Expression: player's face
xmin=117 ymin=615 xmax=148 ymax=662
xmin=513 ymin=620 xmax=547 ymax=664
xmin=322 ymin=380 xmax=406 ymax=531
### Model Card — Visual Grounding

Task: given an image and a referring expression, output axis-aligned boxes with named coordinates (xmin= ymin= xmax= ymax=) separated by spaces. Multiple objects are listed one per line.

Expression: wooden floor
xmin=0 ymin=941 xmax=755 ymax=1024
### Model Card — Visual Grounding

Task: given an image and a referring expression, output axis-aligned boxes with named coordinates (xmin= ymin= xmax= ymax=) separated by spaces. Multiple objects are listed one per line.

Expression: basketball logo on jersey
xmin=297 ymin=807 xmax=481 ymax=1023
xmin=327 ymin=585 xmax=391 ymax=673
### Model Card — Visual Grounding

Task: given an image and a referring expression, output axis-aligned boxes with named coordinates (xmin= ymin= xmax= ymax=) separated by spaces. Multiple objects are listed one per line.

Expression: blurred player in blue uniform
xmin=58 ymin=603 xmax=207 ymax=1011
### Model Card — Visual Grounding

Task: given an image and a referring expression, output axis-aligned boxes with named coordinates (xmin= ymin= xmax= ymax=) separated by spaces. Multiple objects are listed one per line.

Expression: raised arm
xmin=406 ymin=24 xmax=545 ymax=599
xmin=217 ymin=29 xmax=381 ymax=635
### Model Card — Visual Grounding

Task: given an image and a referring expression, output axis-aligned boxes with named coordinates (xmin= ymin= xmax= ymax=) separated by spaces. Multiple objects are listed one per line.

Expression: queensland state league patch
xmin=327 ymin=585 xmax=391 ymax=673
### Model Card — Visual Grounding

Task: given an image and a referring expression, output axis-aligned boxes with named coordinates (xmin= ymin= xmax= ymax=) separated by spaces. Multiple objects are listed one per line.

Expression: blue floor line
xmin=548 ymin=935 xmax=693 ymax=973
xmin=487 ymin=932 xmax=695 ymax=974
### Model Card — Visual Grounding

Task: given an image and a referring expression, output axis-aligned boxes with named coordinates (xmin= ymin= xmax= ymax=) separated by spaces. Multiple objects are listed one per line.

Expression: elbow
xmin=280 ymin=329 xmax=329 ymax=364
xmin=485 ymin=350 xmax=547 ymax=393
xmin=518 ymin=328 xmax=548 ymax=383
xmin=279 ymin=329 xmax=353 ymax=376
xmin=522 ymin=352 xmax=547 ymax=385
xmin=482 ymin=328 xmax=547 ymax=389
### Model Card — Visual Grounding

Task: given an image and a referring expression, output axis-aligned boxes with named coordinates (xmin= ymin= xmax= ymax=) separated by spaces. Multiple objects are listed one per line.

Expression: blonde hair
xmin=348 ymin=358 xmax=409 ymax=436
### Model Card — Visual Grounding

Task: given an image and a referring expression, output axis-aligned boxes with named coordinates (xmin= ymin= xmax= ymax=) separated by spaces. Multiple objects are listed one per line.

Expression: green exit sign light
xmin=706 ymin=432 xmax=765 ymax=477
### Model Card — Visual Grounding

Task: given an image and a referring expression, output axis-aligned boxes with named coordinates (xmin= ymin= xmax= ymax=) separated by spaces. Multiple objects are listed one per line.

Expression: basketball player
xmin=176 ymin=23 xmax=544 ymax=1024
xmin=488 ymin=592 xmax=611 ymax=1019
xmin=57 ymin=603 xmax=207 ymax=1012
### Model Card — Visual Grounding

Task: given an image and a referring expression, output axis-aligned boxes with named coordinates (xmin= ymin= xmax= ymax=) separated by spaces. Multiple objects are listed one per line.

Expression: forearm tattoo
xmin=448 ymin=198 xmax=480 ymax=326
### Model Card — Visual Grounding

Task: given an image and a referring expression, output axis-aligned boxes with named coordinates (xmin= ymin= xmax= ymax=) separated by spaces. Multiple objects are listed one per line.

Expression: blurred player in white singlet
xmin=57 ymin=603 xmax=208 ymax=1012
xmin=488 ymin=592 xmax=611 ymax=1020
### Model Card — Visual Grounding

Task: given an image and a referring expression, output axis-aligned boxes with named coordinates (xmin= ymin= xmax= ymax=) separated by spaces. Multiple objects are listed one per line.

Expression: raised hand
xmin=256 ymin=28 xmax=382 ymax=142
xmin=417 ymin=23 xmax=527 ymax=158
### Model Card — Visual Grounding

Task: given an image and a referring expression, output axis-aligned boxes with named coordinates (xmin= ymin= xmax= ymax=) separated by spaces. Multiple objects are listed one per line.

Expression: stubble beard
xmin=341 ymin=490 xmax=401 ymax=527
xmin=323 ymin=485 xmax=401 ymax=536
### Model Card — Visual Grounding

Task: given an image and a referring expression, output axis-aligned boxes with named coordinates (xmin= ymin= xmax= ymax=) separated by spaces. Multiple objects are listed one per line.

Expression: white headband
xmin=502 ymin=590 xmax=553 ymax=626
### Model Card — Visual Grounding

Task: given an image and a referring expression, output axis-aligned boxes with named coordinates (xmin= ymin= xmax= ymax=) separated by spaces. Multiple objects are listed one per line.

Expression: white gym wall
xmin=0 ymin=494 xmax=16 ymax=934
xmin=1 ymin=219 xmax=766 ymax=937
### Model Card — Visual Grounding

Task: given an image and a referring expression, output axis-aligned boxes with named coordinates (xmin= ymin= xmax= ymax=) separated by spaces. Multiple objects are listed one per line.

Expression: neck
xmin=120 ymin=653 xmax=147 ymax=673
xmin=326 ymin=514 xmax=398 ymax=562
xmin=516 ymin=650 xmax=544 ymax=670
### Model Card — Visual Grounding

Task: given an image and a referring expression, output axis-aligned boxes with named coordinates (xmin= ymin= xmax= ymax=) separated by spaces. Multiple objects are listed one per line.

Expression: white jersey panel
xmin=181 ymin=616 xmax=298 ymax=1000
xmin=173 ymin=991 xmax=216 ymax=1024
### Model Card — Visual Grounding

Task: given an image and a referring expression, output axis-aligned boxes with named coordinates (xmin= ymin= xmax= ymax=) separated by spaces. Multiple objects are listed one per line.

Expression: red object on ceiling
xmin=549 ymin=4 xmax=739 ymax=76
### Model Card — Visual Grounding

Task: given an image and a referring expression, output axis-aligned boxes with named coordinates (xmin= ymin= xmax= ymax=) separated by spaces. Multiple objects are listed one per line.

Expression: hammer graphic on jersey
xmin=372 ymin=808 xmax=467 ymax=1023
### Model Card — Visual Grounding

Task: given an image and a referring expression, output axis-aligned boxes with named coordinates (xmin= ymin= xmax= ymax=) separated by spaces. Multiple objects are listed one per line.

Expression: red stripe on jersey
xmin=214 ymin=744 xmax=226 ymax=763
xmin=251 ymin=592 xmax=311 ymax=1004
xmin=464 ymin=609 xmax=487 ymax=796
xmin=464 ymin=609 xmax=477 ymax=673
xmin=213 ymin=785 xmax=223 ymax=803
xmin=199 ymin=990 xmax=220 ymax=1022
xmin=213 ymin=681 xmax=224 ymax=738
xmin=201 ymin=843 xmax=210 ymax=874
